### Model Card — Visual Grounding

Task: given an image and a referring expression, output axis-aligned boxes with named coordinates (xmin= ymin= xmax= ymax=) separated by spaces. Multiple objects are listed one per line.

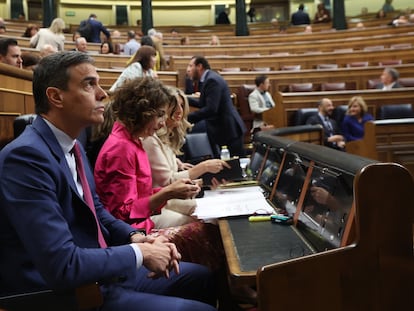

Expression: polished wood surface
xmin=264 ymin=88 xmax=414 ymax=128
xmin=256 ymin=163 xmax=414 ymax=311
xmin=346 ymin=119 xmax=414 ymax=177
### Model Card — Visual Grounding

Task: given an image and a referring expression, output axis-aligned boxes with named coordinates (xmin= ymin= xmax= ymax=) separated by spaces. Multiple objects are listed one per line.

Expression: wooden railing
xmin=346 ymin=119 xmax=414 ymax=176
xmin=264 ymin=88 xmax=414 ymax=128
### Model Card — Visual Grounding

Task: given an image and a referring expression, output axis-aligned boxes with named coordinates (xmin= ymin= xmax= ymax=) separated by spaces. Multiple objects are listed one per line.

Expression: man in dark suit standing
xmin=187 ymin=56 xmax=246 ymax=158
xmin=291 ymin=4 xmax=311 ymax=25
xmin=306 ymin=98 xmax=346 ymax=150
xmin=0 ymin=51 xmax=217 ymax=311
xmin=79 ymin=13 xmax=111 ymax=43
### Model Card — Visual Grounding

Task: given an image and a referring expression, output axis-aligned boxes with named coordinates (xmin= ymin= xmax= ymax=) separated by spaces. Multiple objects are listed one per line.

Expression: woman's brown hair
xmin=126 ymin=45 xmax=156 ymax=69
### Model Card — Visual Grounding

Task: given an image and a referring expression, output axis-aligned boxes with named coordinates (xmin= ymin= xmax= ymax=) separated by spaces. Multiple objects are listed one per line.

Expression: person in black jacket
xmin=291 ymin=4 xmax=310 ymax=25
xmin=306 ymin=98 xmax=346 ymax=150
xmin=186 ymin=56 xmax=246 ymax=158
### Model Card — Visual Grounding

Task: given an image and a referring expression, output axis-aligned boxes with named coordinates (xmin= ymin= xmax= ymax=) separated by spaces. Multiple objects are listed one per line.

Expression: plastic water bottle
xmin=220 ymin=145 xmax=230 ymax=160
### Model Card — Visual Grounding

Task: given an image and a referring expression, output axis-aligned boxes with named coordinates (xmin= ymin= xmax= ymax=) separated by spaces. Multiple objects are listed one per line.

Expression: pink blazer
xmin=94 ymin=121 xmax=163 ymax=232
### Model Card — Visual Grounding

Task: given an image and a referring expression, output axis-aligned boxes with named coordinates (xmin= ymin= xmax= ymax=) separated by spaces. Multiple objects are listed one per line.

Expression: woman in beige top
xmin=30 ymin=17 xmax=65 ymax=51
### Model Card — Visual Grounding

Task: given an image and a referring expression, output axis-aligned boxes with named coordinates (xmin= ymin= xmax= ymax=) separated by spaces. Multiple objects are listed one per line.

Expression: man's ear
xmin=46 ymin=87 xmax=64 ymax=108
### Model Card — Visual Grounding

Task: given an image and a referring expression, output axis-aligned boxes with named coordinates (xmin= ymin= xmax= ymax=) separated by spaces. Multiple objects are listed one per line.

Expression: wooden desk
xmin=219 ymin=217 xmax=313 ymax=287
xmin=217 ymin=133 xmax=414 ymax=310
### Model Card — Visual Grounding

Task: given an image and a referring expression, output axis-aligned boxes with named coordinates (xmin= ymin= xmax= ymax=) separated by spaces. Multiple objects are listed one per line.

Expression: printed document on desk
xmin=193 ymin=186 xmax=274 ymax=220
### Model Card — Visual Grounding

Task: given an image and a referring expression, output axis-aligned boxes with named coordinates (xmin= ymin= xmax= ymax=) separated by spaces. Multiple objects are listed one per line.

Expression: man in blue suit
xmin=79 ymin=13 xmax=111 ymax=43
xmin=0 ymin=51 xmax=217 ymax=311
xmin=187 ymin=56 xmax=246 ymax=158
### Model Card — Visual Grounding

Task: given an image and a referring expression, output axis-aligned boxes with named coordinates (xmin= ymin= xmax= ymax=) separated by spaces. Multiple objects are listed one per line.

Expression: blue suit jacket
xmin=0 ymin=117 xmax=137 ymax=295
xmin=80 ymin=18 xmax=110 ymax=43
xmin=187 ymin=70 xmax=246 ymax=146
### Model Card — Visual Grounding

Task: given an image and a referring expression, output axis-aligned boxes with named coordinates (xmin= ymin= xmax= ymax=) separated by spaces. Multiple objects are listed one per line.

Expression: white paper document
xmin=193 ymin=186 xmax=274 ymax=220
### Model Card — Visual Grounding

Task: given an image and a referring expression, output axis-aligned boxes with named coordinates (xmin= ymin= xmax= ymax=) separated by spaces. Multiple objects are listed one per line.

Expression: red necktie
xmin=73 ymin=142 xmax=107 ymax=248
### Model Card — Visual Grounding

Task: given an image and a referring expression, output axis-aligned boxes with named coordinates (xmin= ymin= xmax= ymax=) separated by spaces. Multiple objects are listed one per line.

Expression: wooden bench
xmin=346 ymin=119 xmax=414 ymax=177
xmin=171 ymin=47 xmax=414 ymax=88
xmin=163 ymin=23 xmax=413 ymax=45
xmin=163 ymin=31 xmax=414 ymax=57
xmin=218 ymin=133 xmax=414 ymax=310
xmin=263 ymin=88 xmax=414 ymax=128
xmin=220 ymin=63 xmax=414 ymax=95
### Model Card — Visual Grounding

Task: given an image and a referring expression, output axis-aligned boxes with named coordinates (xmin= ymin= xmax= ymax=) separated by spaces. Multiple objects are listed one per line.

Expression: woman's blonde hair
xmin=347 ymin=96 xmax=368 ymax=116
xmin=49 ymin=18 xmax=65 ymax=34
xmin=157 ymin=88 xmax=193 ymax=155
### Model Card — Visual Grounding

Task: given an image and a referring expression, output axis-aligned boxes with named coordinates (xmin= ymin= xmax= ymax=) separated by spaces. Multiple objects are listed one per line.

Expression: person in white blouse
xmin=30 ymin=17 xmax=65 ymax=52
xmin=248 ymin=74 xmax=276 ymax=132
xmin=109 ymin=46 xmax=157 ymax=93
xmin=142 ymin=88 xmax=229 ymax=228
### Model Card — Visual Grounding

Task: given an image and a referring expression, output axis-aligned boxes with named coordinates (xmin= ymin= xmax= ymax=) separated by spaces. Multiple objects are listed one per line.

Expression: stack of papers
xmin=193 ymin=186 xmax=274 ymax=220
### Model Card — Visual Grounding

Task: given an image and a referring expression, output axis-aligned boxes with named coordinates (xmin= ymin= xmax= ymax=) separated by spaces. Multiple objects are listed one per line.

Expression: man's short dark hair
xmin=192 ymin=56 xmax=211 ymax=70
xmin=0 ymin=38 xmax=18 ymax=56
xmin=89 ymin=13 xmax=97 ymax=18
xmin=255 ymin=75 xmax=268 ymax=87
xmin=33 ymin=51 xmax=95 ymax=114
xmin=299 ymin=4 xmax=305 ymax=10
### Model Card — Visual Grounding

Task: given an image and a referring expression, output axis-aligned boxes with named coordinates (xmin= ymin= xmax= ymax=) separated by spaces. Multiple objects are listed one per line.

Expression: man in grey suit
xmin=0 ymin=51 xmax=216 ymax=311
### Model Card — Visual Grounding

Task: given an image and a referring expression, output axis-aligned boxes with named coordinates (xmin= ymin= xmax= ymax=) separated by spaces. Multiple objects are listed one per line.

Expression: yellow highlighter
xmin=248 ymin=215 xmax=271 ymax=222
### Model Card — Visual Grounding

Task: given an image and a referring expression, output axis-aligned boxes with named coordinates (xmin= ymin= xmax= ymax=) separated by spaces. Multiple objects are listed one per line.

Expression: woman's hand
xmin=166 ymin=178 xmax=200 ymax=200
xmin=203 ymin=159 xmax=231 ymax=174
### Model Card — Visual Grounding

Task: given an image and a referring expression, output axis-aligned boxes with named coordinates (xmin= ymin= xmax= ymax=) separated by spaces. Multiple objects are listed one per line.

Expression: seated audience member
xmin=355 ymin=22 xmax=365 ymax=29
xmin=376 ymin=67 xmax=401 ymax=90
xmin=99 ymin=40 xmax=114 ymax=54
xmin=142 ymin=88 xmax=229 ymax=189
xmin=306 ymin=98 xmax=346 ymax=150
xmin=209 ymin=35 xmax=220 ymax=46
xmin=72 ymin=31 xmax=81 ymax=42
xmin=180 ymin=36 xmax=190 ymax=45
xmin=0 ymin=24 xmax=6 ymax=34
xmin=21 ymin=52 xmax=40 ymax=70
xmin=109 ymin=45 xmax=157 ymax=93
xmin=341 ymin=96 xmax=374 ymax=142
xmin=391 ymin=14 xmax=409 ymax=26
xmin=0 ymin=51 xmax=217 ymax=311
xmin=314 ymin=3 xmax=331 ymax=23
xmin=303 ymin=25 xmax=313 ymax=33
xmin=0 ymin=38 xmax=22 ymax=68
xmin=74 ymin=37 xmax=88 ymax=53
xmin=376 ymin=9 xmax=387 ymax=18
xmin=187 ymin=56 xmax=246 ymax=158
xmin=111 ymin=29 xmax=122 ymax=38
xmin=22 ymin=24 xmax=39 ymax=38
xmin=248 ymin=74 xmax=276 ymax=132
xmin=40 ymin=44 xmax=57 ymax=57
xmin=123 ymin=30 xmax=140 ymax=56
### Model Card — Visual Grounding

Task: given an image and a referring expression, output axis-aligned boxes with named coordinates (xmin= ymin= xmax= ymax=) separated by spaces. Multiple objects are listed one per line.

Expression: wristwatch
xmin=129 ymin=229 xmax=146 ymax=240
